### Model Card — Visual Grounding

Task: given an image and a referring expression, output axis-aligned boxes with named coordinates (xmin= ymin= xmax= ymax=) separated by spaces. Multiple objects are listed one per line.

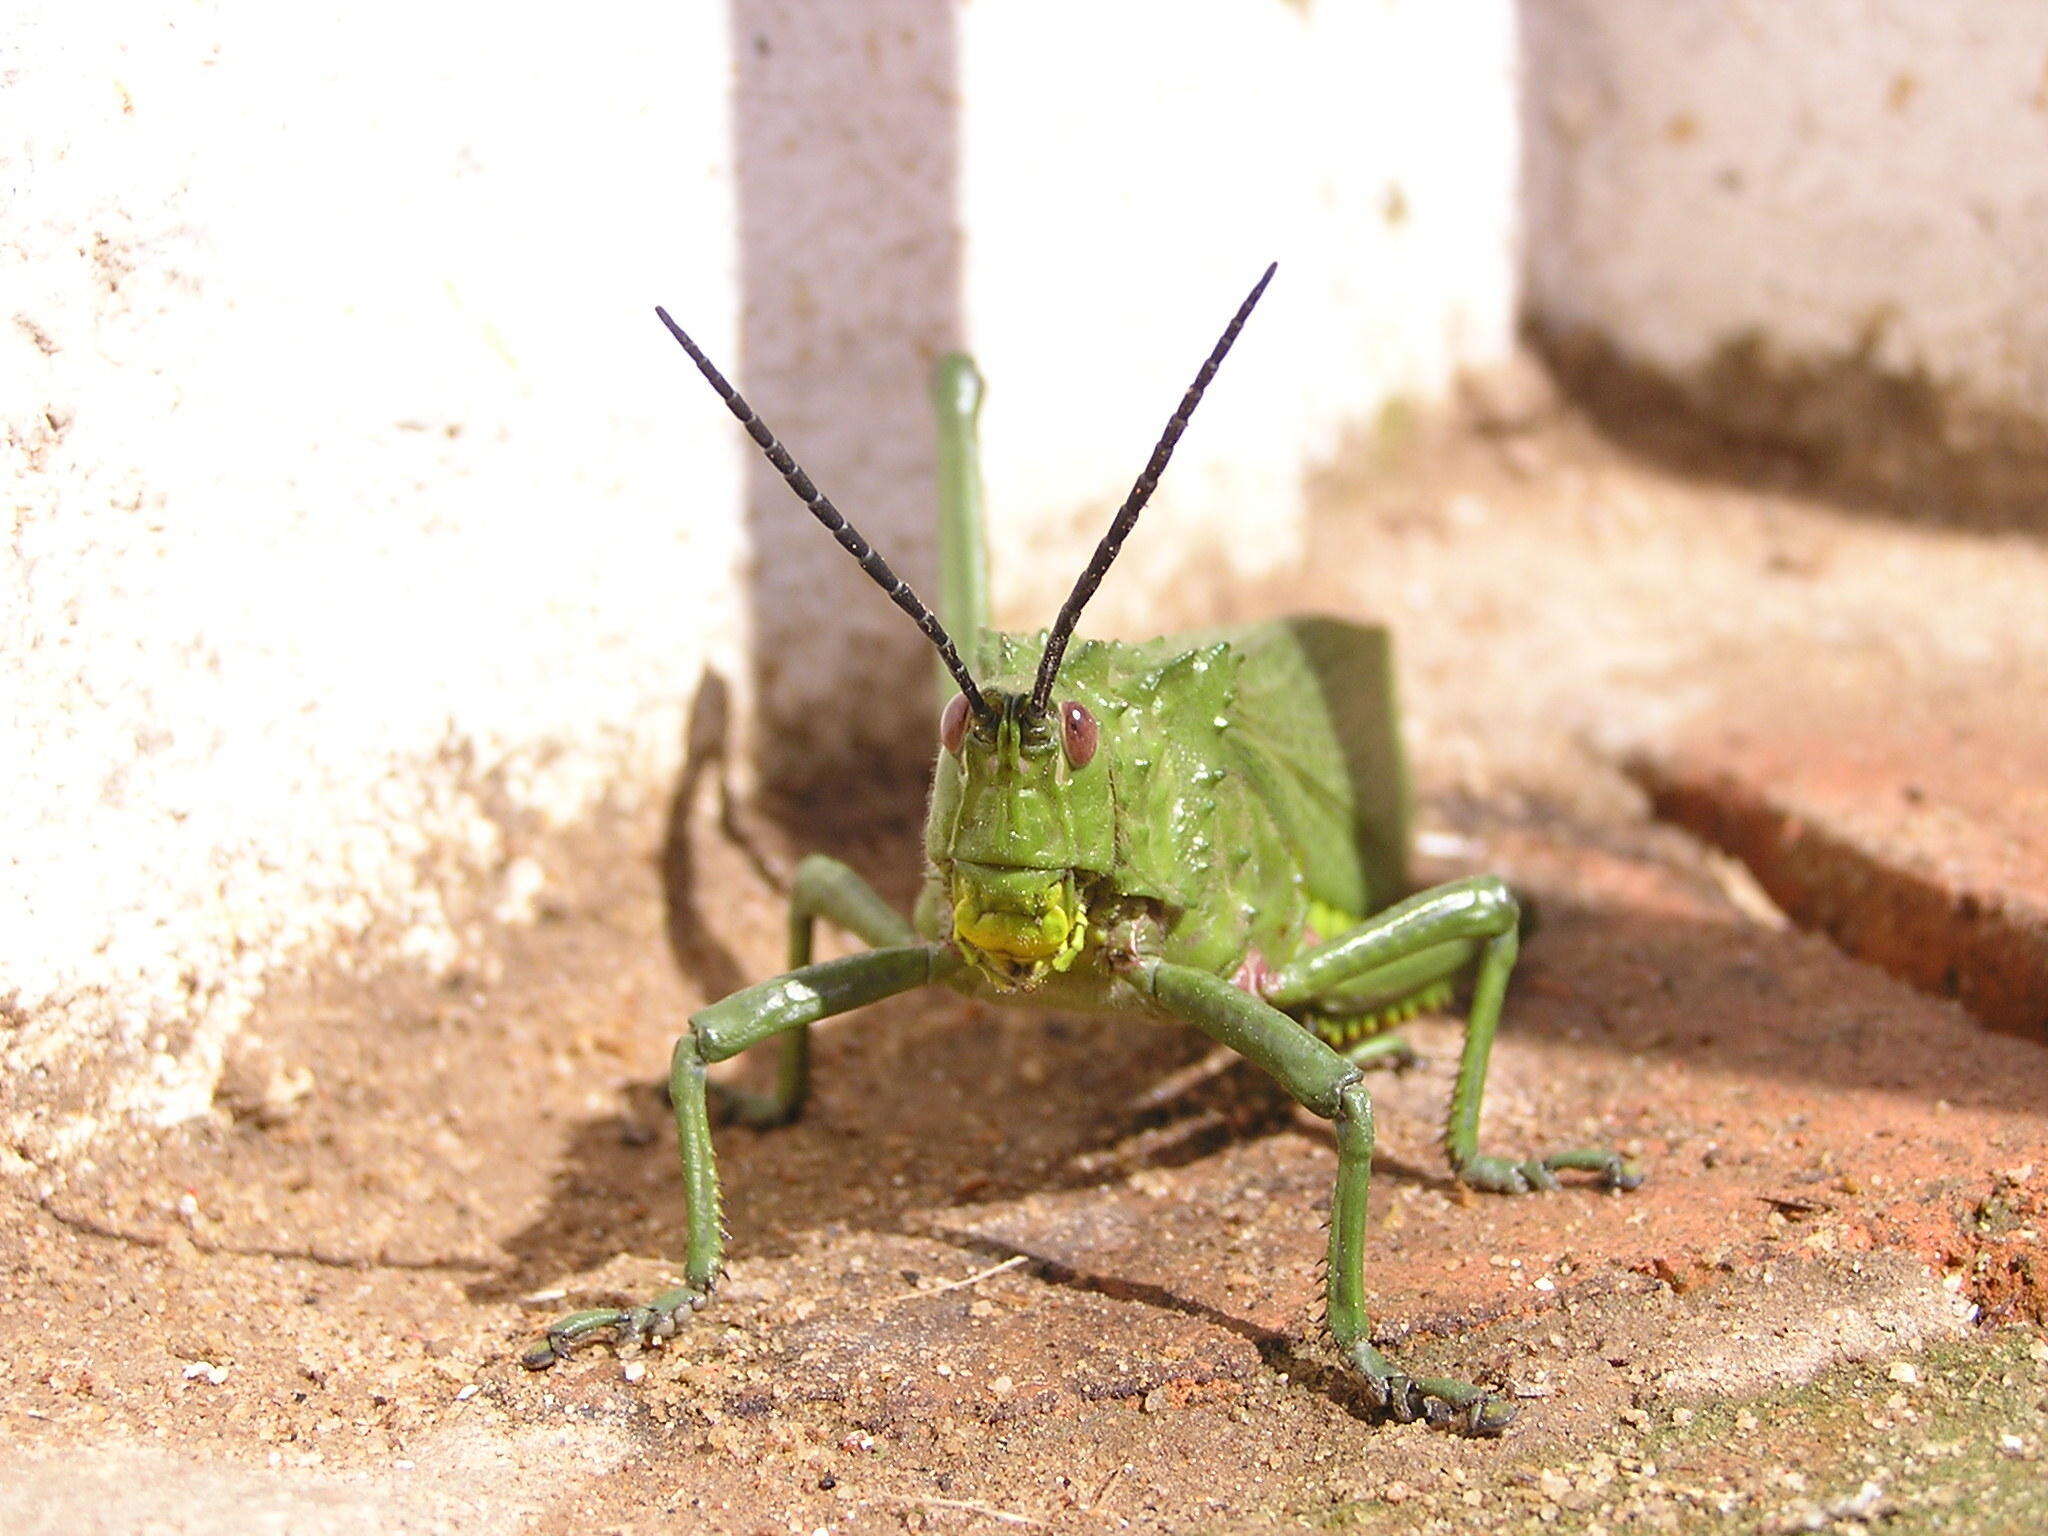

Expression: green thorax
xmin=919 ymin=618 xmax=1409 ymax=992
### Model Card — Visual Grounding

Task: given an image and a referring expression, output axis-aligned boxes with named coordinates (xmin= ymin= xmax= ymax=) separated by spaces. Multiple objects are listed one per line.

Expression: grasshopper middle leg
xmin=713 ymin=854 xmax=918 ymax=1128
xmin=1266 ymin=876 xmax=1640 ymax=1194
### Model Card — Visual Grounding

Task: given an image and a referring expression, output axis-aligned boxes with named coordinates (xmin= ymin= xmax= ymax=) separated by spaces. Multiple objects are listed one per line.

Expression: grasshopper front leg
xmin=524 ymin=941 xmax=957 ymax=1369
xmin=1137 ymin=958 xmax=1516 ymax=1434
xmin=1267 ymin=877 xmax=1641 ymax=1195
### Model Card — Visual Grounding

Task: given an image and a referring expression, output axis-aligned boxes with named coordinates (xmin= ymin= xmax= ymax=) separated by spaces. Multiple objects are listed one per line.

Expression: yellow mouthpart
xmin=953 ymin=895 xmax=1075 ymax=961
xmin=949 ymin=870 xmax=1089 ymax=985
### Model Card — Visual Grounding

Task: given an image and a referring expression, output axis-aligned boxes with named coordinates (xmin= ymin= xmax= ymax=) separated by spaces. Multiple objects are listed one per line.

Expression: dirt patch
xmin=8 ymin=386 xmax=2048 ymax=1531
xmin=1965 ymin=1171 xmax=2048 ymax=1327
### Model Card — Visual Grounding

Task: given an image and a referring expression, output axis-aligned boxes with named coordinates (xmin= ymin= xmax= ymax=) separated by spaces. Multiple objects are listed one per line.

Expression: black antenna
xmin=654 ymin=307 xmax=991 ymax=720
xmin=1028 ymin=263 xmax=1277 ymax=717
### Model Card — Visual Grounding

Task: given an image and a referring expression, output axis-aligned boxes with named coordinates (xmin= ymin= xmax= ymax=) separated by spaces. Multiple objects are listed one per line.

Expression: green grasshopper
xmin=525 ymin=265 xmax=1640 ymax=1434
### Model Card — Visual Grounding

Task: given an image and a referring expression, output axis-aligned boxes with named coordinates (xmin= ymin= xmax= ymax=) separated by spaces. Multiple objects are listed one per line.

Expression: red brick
xmin=1630 ymin=676 xmax=2048 ymax=1041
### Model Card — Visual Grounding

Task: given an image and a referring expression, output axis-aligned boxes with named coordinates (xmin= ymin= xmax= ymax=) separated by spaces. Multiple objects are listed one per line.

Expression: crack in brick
xmin=1630 ymin=753 xmax=2048 ymax=1043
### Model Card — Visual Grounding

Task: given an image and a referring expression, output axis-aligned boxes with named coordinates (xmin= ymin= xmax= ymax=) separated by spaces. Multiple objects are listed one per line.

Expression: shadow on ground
xmin=477 ymin=766 xmax=2048 ymax=1328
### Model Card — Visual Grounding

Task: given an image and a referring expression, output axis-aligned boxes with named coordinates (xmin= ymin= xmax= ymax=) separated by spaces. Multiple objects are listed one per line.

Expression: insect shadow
xmin=658 ymin=667 xmax=780 ymax=1004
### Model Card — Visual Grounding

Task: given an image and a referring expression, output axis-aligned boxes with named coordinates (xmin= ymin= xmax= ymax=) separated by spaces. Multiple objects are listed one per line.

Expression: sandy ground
xmin=6 ymin=369 xmax=2047 ymax=1533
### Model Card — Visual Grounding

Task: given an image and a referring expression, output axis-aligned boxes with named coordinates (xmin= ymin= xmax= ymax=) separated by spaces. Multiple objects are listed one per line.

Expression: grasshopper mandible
xmin=526 ymin=265 xmax=1641 ymax=1434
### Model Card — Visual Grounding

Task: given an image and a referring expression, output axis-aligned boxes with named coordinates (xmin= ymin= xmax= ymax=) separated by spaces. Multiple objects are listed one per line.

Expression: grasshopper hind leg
xmin=1302 ymin=974 xmax=1460 ymax=1072
xmin=1268 ymin=877 xmax=1641 ymax=1195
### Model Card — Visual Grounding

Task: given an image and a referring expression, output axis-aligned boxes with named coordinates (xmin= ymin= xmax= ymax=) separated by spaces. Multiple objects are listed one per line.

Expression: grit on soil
xmin=6 ymin=378 xmax=2047 ymax=1534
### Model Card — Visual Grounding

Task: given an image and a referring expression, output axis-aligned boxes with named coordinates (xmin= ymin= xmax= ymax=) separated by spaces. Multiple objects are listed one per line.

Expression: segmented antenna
xmin=1027 ymin=263 xmax=1278 ymax=717
xmin=654 ymin=307 xmax=991 ymax=720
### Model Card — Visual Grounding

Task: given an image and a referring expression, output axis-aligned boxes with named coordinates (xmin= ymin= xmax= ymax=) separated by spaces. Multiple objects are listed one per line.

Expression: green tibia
xmin=930 ymin=353 xmax=989 ymax=708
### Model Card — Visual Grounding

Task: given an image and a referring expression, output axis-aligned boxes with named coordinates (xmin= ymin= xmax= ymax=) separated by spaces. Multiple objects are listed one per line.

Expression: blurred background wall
xmin=6 ymin=1 xmax=749 ymax=1160
xmin=1522 ymin=1 xmax=2048 ymax=511
xmin=735 ymin=0 xmax=1519 ymax=796
xmin=6 ymin=0 xmax=2043 ymax=1164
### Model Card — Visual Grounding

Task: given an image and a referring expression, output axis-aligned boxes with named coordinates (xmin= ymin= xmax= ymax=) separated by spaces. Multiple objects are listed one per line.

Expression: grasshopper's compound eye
xmin=1059 ymin=701 xmax=1098 ymax=768
xmin=941 ymin=693 xmax=970 ymax=756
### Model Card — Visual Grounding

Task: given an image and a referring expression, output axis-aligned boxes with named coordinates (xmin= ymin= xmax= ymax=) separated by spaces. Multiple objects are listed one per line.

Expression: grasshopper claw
xmin=1348 ymin=1345 xmax=1516 ymax=1436
xmin=1465 ymin=1394 xmax=1517 ymax=1436
xmin=1593 ymin=1156 xmax=1645 ymax=1191
xmin=1459 ymin=1148 xmax=1644 ymax=1196
xmin=522 ymin=1287 xmax=708 ymax=1371
xmin=1540 ymin=1148 xmax=1644 ymax=1191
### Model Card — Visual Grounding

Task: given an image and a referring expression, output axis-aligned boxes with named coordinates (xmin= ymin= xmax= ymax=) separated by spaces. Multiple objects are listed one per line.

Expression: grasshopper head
xmin=916 ymin=265 xmax=1274 ymax=990
xmin=929 ymin=687 xmax=1113 ymax=989
xmin=655 ymin=265 xmax=1275 ymax=994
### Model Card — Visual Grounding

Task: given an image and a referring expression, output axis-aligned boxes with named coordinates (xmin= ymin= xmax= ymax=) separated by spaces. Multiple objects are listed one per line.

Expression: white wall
xmin=960 ymin=0 xmax=1519 ymax=625
xmin=3 ymin=1 xmax=745 ymax=1162
xmin=2 ymin=0 xmax=1520 ymax=1164
xmin=728 ymin=0 xmax=1520 ymax=782
xmin=1522 ymin=0 xmax=2048 ymax=426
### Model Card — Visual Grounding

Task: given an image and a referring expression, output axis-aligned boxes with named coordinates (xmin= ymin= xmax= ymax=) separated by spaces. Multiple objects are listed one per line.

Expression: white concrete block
xmin=1523 ymin=0 xmax=2048 ymax=423
xmin=959 ymin=0 xmax=1520 ymax=625
xmin=3 ymin=0 xmax=744 ymax=1158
